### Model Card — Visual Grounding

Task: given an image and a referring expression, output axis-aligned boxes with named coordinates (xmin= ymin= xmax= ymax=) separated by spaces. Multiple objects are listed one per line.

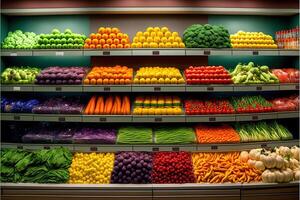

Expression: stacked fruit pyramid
xmin=230 ymin=31 xmax=277 ymax=48
xmin=133 ymin=95 xmax=183 ymax=115
xmin=84 ymin=27 xmax=130 ymax=49
xmin=131 ymin=26 xmax=185 ymax=48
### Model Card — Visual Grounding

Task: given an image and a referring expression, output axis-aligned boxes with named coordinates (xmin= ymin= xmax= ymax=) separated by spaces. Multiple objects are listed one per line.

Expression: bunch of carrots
xmin=195 ymin=124 xmax=240 ymax=144
xmin=192 ymin=152 xmax=262 ymax=183
xmin=84 ymin=95 xmax=131 ymax=115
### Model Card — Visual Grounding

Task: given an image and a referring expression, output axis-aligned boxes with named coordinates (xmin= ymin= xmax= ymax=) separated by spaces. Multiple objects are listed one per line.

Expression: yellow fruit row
xmin=131 ymin=42 xmax=185 ymax=48
xmin=69 ymin=153 xmax=114 ymax=184
xmin=231 ymin=39 xmax=275 ymax=44
xmin=136 ymin=67 xmax=183 ymax=79
xmin=133 ymin=77 xmax=184 ymax=84
xmin=133 ymin=36 xmax=182 ymax=43
xmin=232 ymin=43 xmax=278 ymax=48
xmin=133 ymin=107 xmax=183 ymax=115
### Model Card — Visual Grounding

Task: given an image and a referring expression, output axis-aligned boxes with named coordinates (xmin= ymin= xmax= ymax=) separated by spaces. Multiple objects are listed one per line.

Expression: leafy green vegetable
xmin=117 ymin=126 xmax=153 ymax=144
xmin=155 ymin=127 xmax=196 ymax=144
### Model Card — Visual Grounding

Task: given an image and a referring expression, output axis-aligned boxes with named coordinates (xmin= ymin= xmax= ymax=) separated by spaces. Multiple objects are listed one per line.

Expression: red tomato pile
xmin=185 ymin=99 xmax=235 ymax=115
xmin=271 ymin=68 xmax=299 ymax=83
xmin=185 ymin=66 xmax=232 ymax=84
xmin=270 ymin=95 xmax=299 ymax=111
xmin=152 ymin=152 xmax=195 ymax=184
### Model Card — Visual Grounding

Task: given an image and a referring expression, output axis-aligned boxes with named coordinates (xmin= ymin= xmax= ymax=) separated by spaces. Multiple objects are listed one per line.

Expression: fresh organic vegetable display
xmin=185 ymin=98 xmax=235 ymax=115
xmin=84 ymin=65 xmax=133 ymax=85
xmin=230 ymin=31 xmax=277 ymax=48
xmin=32 ymin=97 xmax=84 ymax=114
xmin=230 ymin=95 xmax=273 ymax=113
xmin=269 ymin=95 xmax=299 ymax=111
xmin=235 ymin=121 xmax=293 ymax=142
xmin=117 ymin=126 xmax=152 ymax=144
xmin=84 ymin=95 xmax=130 ymax=115
xmin=133 ymin=67 xmax=184 ymax=84
xmin=183 ymin=24 xmax=231 ymax=48
xmin=35 ymin=66 xmax=87 ymax=85
xmin=0 ymin=148 xmax=72 ymax=183
xmin=131 ymin=26 xmax=185 ymax=48
xmin=1 ymin=30 xmax=39 ymax=49
xmin=192 ymin=152 xmax=262 ymax=183
xmin=84 ymin=27 xmax=130 ymax=49
xmin=154 ymin=127 xmax=195 ymax=144
xmin=271 ymin=68 xmax=299 ymax=83
xmin=111 ymin=152 xmax=152 ymax=184
xmin=69 ymin=152 xmax=115 ymax=184
xmin=242 ymin=146 xmax=300 ymax=183
xmin=1 ymin=66 xmax=41 ymax=84
xmin=133 ymin=96 xmax=183 ymax=115
xmin=195 ymin=124 xmax=240 ymax=144
xmin=1 ymin=97 xmax=40 ymax=113
xmin=185 ymin=66 xmax=232 ymax=84
xmin=152 ymin=152 xmax=195 ymax=183
xmin=231 ymin=62 xmax=279 ymax=84
xmin=36 ymin=28 xmax=86 ymax=49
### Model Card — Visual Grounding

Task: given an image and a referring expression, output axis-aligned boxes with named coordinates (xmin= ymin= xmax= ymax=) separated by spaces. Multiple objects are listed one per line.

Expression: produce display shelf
xmin=1 ymin=111 xmax=298 ymax=122
xmin=2 ymin=140 xmax=299 ymax=152
xmin=1 ymin=49 xmax=299 ymax=57
xmin=1 ymin=182 xmax=299 ymax=200
xmin=1 ymin=83 xmax=299 ymax=92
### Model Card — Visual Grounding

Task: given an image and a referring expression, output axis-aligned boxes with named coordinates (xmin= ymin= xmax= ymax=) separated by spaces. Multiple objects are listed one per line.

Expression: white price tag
xmin=10 ymin=53 xmax=17 ymax=56
xmin=55 ymin=52 xmax=64 ymax=56
xmin=13 ymin=86 xmax=21 ymax=91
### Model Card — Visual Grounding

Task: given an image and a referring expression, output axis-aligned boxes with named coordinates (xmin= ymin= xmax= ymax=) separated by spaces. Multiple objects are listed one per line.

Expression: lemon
xmin=139 ymin=78 xmax=146 ymax=84
xmin=143 ymin=32 xmax=150 ymax=37
xmin=133 ymin=37 xmax=139 ymax=43
xmin=158 ymin=43 xmax=165 ymax=48
xmin=151 ymin=77 xmax=158 ymax=84
xmin=157 ymin=31 xmax=164 ymax=38
xmin=171 ymin=77 xmax=177 ymax=84
xmin=179 ymin=42 xmax=185 ymax=48
xmin=150 ymin=32 xmax=156 ymax=37
xmin=147 ymin=37 xmax=153 ymax=43
xmin=148 ymin=108 xmax=155 ymax=115
xmin=154 ymin=36 xmax=161 ymax=43
xmin=154 ymin=108 xmax=161 ymax=115
xmin=165 ymin=77 xmax=171 ymax=84
xmin=161 ymin=37 xmax=167 ymax=43
xmin=172 ymin=32 xmax=179 ymax=37
xmin=146 ymin=27 xmax=154 ymax=33
xmin=145 ymin=78 xmax=151 ymax=84
xmin=166 ymin=107 xmax=174 ymax=115
xmin=133 ymin=78 xmax=139 ymax=84
xmin=139 ymin=36 xmax=145 ymax=43
xmin=161 ymin=108 xmax=167 ymax=115
xmin=150 ymin=42 xmax=158 ymax=48
xmin=143 ymin=42 xmax=149 ymax=48
xmin=178 ymin=78 xmax=185 ymax=84
xmin=131 ymin=43 xmax=137 ymax=48
xmin=161 ymin=27 xmax=169 ymax=33
xmin=172 ymin=42 xmax=179 ymax=48
xmin=175 ymin=37 xmax=182 ymax=43
xmin=165 ymin=42 xmax=172 ymax=48
xmin=168 ymin=36 xmax=174 ymax=42
xmin=142 ymin=108 xmax=149 ymax=115
xmin=158 ymin=77 xmax=165 ymax=84
xmin=136 ymin=42 xmax=143 ymax=48
xmin=165 ymin=31 xmax=172 ymax=38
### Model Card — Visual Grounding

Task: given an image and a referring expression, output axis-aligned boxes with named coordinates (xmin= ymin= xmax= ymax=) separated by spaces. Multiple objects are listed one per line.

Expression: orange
xmin=106 ymin=39 xmax=113 ymax=44
xmin=85 ymin=38 xmax=92 ymax=44
xmin=121 ymin=39 xmax=127 ymax=44
xmin=98 ymin=27 xmax=105 ymax=34
xmin=103 ymin=78 xmax=109 ymax=84
xmin=90 ymin=44 xmax=96 ymax=49
xmin=109 ymin=33 xmax=116 ymax=39
xmin=92 ymin=39 xmax=98 ymax=45
xmin=112 ymin=27 xmax=120 ymax=34
xmin=94 ymin=73 xmax=100 ymax=79
xmin=83 ymin=79 xmax=90 ymax=84
xmin=110 ymin=44 xmax=117 ymax=48
xmin=105 ymin=27 xmax=112 ymax=34
xmin=114 ymin=39 xmax=120 ymax=45
xmin=114 ymin=79 xmax=120 ymax=85
xmin=96 ymin=78 xmax=103 ymax=85
xmin=90 ymin=33 xmax=97 ymax=40
xmin=119 ymin=79 xmax=125 ymax=84
xmin=96 ymin=44 xmax=102 ymax=49
xmin=102 ymin=34 xmax=108 ymax=40
xmin=99 ymin=39 xmax=106 ymax=45
xmin=117 ymin=44 xmax=123 ymax=48
xmin=103 ymin=44 xmax=110 ymax=48
xmin=96 ymin=33 xmax=102 ymax=40
xmin=84 ymin=43 xmax=90 ymax=49
xmin=125 ymin=79 xmax=131 ymax=84
xmin=87 ymin=74 xmax=95 ymax=79
xmin=124 ymin=44 xmax=130 ymax=48
xmin=122 ymin=34 xmax=129 ymax=40
xmin=108 ymin=78 xmax=114 ymax=84
xmin=117 ymin=33 xmax=123 ymax=40
xmin=90 ymin=78 xmax=96 ymax=85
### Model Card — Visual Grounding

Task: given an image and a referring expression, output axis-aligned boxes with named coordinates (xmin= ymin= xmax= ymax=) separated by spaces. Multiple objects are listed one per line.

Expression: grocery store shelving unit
xmin=1 ymin=0 xmax=300 ymax=199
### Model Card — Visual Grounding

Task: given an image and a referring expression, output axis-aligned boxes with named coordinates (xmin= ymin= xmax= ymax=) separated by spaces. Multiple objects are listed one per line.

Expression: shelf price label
xmin=252 ymin=51 xmax=259 ymax=55
xmin=55 ymin=87 xmax=62 ymax=91
xmin=44 ymin=146 xmax=50 ymax=150
xmin=261 ymin=143 xmax=267 ymax=148
xmin=17 ymin=145 xmax=23 ymax=149
xmin=99 ymin=117 xmax=107 ymax=122
xmin=90 ymin=146 xmax=98 ymax=151
xmin=209 ymin=117 xmax=216 ymax=122
xmin=152 ymin=50 xmax=160 ymax=55
xmin=14 ymin=115 xmax=20 ymax=120
xmin=103 ymin=51 xmax=110 ymax=56
xmin=104 ymin=87 xmax=110 ymax=91
xmin=204 ymin=50 xmax=211 ymax=55
xmin=152 ymin=147 xmax=159 ymax=152
xmin=55 ymin=52 xmax=64 ymax=56
xmin=211 ymin=145 xmax=218 ymax=150
xmin=10 ymin=53 xmax=18 ymax=56
xmin=172 ymin=147 xmax=180 ymax=152
xmin=58 ymin=117 xmax=66 ymax=122
xmin=252 ymin=115 xmax=259 ymax=120
xmin=154 ymin=87 xmax=161 ymax=91
xmin=256 ymin=86 xmax=262 ymax=91
xmin=207 ymin=86 xmax=214 ymax=91
xmin=155 ymin=117 xmax=162 ymax=122
xmin=13 ymin=86 xmax=21 ymax=91
xmin=296 ymin=85 xmax=299 ymax=90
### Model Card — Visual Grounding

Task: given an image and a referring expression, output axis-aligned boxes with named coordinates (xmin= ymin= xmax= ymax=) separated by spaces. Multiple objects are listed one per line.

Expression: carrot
xmin=94 ymin=96 xmax=104 ymax=115
xmin=84 ymin=96 xmax=96 ymax=114
xmin=121 ymin=96 xmax=130 ymax=115
xmin=99 ymin=96 xmax=105 ymax=114
xmin=115 ymin=96 xmax=122 ymax=114
xmin=88 ymin=96 xmax=97 ymax=115
xmin=104 ymin=96 xmax=114 ymax=114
